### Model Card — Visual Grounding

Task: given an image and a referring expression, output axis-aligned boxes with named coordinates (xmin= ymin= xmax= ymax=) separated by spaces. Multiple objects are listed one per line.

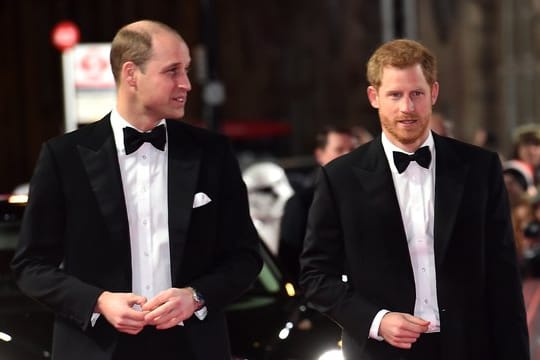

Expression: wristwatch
xmin=189 ymin=287 xmax=205 ymax=310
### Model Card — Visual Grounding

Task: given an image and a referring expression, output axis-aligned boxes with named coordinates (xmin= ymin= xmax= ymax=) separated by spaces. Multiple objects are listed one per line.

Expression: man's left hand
xmin=142 ymin=288 xmax=197 ymax=329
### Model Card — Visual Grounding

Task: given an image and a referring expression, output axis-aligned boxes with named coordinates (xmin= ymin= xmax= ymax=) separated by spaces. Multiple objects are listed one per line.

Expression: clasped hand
xmin=378 ymin=312 xmax=430 ymax=349
xmin=95 ymin=288 xmax=197 ymax=335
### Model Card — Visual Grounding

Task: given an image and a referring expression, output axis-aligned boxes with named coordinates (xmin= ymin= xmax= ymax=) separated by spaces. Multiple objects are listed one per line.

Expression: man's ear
xmin=122 ymin=61 xmax=137 ymax=87
xmin=367 ymin=86 xmax=379 ymax=109
xmin=431 ymin=81 xmax=439 ymax=105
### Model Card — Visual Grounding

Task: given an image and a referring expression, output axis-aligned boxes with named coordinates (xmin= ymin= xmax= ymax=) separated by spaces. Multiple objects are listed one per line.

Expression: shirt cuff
xmin=91 ymin=313 xmax=100 ymax=327
xmin=369 ymin=309 xmax=390 ymax=341
xmin=194 ymin=306 xmax=208 ymax=320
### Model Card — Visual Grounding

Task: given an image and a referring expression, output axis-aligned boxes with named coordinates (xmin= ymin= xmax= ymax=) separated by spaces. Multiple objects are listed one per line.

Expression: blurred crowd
xmin=408 ymin=118 xmax=540 ymax=278
xmin=428 ymin=115 xmax=540 ymax=278
xmin=496 ymin=124 xmax=540 ymax=277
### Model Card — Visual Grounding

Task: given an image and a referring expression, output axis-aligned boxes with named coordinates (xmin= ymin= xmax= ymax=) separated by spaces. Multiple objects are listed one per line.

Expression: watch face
xmin=192 ymin=288 xmax=205 ymax=309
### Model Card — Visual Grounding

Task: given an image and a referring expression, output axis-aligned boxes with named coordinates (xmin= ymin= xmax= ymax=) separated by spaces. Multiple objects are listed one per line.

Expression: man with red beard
xmin=299 ymin=39 xmax=529 ymax=359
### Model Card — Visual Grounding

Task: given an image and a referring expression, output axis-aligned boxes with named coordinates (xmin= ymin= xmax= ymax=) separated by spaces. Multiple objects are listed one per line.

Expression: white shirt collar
xmin=381 ymin=131 xmax=435 ymax=174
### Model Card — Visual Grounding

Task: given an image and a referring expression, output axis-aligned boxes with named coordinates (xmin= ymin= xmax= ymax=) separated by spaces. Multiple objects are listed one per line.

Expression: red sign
xmin=51 ymin=21 xmax=80 ymax=51
xmin=74 ymin=44 xmax=115 ymax=89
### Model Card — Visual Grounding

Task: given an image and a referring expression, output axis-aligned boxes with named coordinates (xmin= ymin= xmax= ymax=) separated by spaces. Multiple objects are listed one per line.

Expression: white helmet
xmin=243 ymin=161 xmax=294 ymax=254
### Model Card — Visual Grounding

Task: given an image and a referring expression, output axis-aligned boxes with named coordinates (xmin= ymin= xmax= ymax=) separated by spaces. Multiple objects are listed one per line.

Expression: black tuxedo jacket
xmin=11 ymin=115 xmax=262 ymax=360
xmin=300 ymin=133 xmax=529 ymax=359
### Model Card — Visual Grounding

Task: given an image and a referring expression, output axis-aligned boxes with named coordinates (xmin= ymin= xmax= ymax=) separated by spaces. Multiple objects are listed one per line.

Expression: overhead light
xmin=0 ymin=331 xmax=12 ymax=342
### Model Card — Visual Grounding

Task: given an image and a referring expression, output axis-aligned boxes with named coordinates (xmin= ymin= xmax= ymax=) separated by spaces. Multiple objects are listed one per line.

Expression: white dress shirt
xmin=369 ymin=132 xmax=441 ymax=340
xmin=110 ymin=109 xmax=172 ymax=301
xmin=91 ymin=110 xmax=171 ymax=326
xmin=91 ymin=111 xmax=207 ymax=326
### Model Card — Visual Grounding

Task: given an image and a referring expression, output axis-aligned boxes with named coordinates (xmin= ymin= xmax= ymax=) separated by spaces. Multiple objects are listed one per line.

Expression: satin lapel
xmin=166 ymin=121 xmax=201 ymax=282
xmin=433 ymin=134 xmax=468 ymax=270
xmin=351 ymin=138 xmax=412 ymax=270
xmin=77 ymin=118 xmax=131 ymax=264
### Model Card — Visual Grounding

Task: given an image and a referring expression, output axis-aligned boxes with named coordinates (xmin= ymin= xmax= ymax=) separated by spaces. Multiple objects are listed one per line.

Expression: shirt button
xmin=145 ymin=285 xmax=151 ymax=290
xmin=142 ymin=219 xmax=148 ymax=225
xmin=424 ymin=299 xmax=428 ymax=304
xmin=421 ymin=267 xmax=426 ymax=272
xmin=142 ymin=155 xmax=147 ymax=160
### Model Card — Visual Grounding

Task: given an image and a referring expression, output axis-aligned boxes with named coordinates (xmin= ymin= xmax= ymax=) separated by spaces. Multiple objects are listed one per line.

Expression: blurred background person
xmin=350 ymin=125 xmax=374 ymax=147
xmin=503 ymin=159 xmax=536 ymax=268
xmin=279 ymin=125 xmax=356 ymax=282
xmin=522 ymin=197 xmax=540 ymax=278
xmin=510 ymin=123 xmax=540 ymax=186
xmin=473 ymin=126 xmax=505 ymax=162
xmin=429 ymin=112 xmax=453 ymax=137
xmin=473 ymin=127 xmax=499 ymax=150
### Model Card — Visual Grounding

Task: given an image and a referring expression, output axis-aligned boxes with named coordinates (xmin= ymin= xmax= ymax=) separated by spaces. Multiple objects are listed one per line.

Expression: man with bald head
xmin=11 ymin=20 xmax=262 ymax=360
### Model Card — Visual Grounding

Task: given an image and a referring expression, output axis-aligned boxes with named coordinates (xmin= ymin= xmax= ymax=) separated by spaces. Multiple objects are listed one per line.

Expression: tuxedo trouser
xmin=405 ymin=333 xmax=441 ymax=359
xmin=113 ymin=326 xmax=196 ymax=360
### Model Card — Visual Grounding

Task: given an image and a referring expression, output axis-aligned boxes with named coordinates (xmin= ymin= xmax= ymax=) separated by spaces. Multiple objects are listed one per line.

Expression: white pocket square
xmin=193 ymin=192 xmax=212 ymax=208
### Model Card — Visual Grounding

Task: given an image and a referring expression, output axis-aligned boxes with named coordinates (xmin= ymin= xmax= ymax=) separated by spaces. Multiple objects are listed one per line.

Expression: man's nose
xmin=400 ymin=96 xmax=415 ymax=112
xmin=178 ymin=75 xmax=191 ymax=91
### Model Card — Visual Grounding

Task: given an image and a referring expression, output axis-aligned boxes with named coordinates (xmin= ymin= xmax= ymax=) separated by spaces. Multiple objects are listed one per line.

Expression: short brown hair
xmin=511 ymin=123 xmax=540 ymax=159
xmin=110 ymin=20 xmax=182 ymax=83
xmin=513 ymin=124 xmax=540 ymax=146
xmin=366 ymin=39 xmax=437 ymax=88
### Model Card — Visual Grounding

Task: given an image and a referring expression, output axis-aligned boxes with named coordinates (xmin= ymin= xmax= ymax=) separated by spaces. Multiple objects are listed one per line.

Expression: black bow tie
xmin=393 ymin=146 xmax=431 ymax=174
xmin=123 ymin=125 xmax=166 ymax=155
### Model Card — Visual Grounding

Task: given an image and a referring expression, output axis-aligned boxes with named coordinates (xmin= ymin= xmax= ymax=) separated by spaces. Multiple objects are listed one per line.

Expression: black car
xmin=226 ymin=244 xmax=342 ymax=360
xmin=0 ymin=192 xmax=342 ymax=360
xmin=0 ymin=193 xmax=53 ymax=359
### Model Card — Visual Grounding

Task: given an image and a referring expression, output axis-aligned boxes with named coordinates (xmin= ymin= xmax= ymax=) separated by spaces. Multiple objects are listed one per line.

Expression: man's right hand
xmin=94 ymin=291 xmax=148 ymax=335
xmin=378 ymin=312 xmax=430 ymax=349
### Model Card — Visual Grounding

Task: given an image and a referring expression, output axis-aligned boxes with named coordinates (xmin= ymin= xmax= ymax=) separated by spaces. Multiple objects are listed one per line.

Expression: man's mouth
xmin=397 ymin=118 xmax=418 ymax=124
xmin=173 ymin=95 xmax=186 ymax=104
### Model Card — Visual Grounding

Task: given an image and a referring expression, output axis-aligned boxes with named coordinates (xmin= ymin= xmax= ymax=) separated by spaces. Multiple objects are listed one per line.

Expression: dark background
xmin=3 ymin=0 xmax=540 ymax=193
